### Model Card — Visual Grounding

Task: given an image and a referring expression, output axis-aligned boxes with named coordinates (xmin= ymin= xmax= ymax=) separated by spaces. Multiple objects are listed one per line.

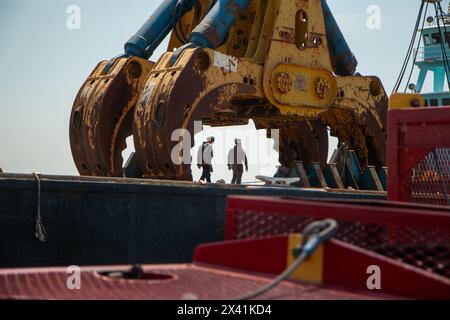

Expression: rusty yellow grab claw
xmin=69 ymin=57 xmax=154 ymax=177
xmin=70 ymin=0 xmax=388 ymax=180
xmin=133 ymin=48 xmax=331 ymax=180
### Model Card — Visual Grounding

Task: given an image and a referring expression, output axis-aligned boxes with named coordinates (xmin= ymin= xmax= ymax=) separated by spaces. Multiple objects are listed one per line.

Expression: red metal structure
xmin=388 ymin=107 xmax=450 ymax=205
xmin=2 ymin=106 xmax=450 ymax=300
xmin=223 ymin=196 xmax=450 ymax=299
xmin=0 ymin=264 xmax=397 ymax=300
xmin=1 ymin=196 xmax=450 ymax=300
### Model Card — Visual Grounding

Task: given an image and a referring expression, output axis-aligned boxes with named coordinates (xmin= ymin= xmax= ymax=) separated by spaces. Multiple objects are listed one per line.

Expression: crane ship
xmin=0 ymin=0 xmax=449 ymax=300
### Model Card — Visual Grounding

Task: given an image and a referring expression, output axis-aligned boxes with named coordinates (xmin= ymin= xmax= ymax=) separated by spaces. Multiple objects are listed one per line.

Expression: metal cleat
xmin=256 ymin=176 xmax=301 ymax=186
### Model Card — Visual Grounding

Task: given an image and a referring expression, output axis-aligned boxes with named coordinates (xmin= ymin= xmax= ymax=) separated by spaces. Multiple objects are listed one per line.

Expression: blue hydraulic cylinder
xmin=125 ymin=0 xmax=196 ymax=59
xmin=321 ymin=0 xmax=358 ymax=76
xmin=190 ymin=0 xmax=252 ymax=49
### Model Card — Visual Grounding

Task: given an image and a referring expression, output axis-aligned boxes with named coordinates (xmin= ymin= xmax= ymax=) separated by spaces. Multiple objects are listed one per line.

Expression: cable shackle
xmin=296 ymin=219 xmax=339 ymax=257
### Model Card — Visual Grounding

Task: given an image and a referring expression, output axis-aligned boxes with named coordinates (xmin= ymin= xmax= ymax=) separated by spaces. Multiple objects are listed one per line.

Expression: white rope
xmin=32 ymin=173 xmax=47 ymax=242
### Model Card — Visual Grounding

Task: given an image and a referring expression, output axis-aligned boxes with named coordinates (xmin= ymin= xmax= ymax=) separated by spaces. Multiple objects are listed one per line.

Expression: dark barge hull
xmin=0 ymin=174 xmax=385 ymax=268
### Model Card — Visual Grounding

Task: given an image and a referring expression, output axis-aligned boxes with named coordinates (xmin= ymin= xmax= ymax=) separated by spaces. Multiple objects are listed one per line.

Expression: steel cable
xmin=232 ymin=219 xmax=338 ymax=300
xmin=404 ymin=2 xmax=429 ymax=93
xmin=436 ymin=2 xmax=450 ymax=88
xmin=393 ymin=1 xmax=425 ymax=93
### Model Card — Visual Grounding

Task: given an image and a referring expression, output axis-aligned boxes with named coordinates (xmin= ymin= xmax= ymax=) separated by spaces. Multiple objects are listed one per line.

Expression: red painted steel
xmin=225 ymin=196 xmax=450 ymax=280
xmin=3 ymin=196 xmax=450 ymax=300
xmin=195 ymin=234 xmax=450 ymax=299
xmin=323 ymin=240 xmax=450 ymax=300
xmin=194 ymin=236 xmax=288 ymax=275
xmin=388 ymin=107 xmax=450 ymax=204
xmin=0 ymin=265 xmax=390 ymax=300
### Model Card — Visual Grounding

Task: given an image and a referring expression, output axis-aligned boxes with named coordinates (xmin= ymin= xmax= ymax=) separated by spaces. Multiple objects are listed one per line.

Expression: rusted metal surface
xmin=134 ymin=49 xmax=263 ymax=180
xmin=267 ymin=120 xmax=329 ymax=170
xmin=320 ymin=78 xmax=388 ymax=171
xmin=70 ymin=57 xmax=153 ymax=177
xmin=70 ymin=0 xmax=388 ymax=181
xmin=131 ymin=0 xmax=386 ymax=180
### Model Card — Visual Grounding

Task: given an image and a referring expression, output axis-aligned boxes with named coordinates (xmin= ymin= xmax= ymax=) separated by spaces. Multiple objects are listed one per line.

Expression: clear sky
xmin=0 ymin=0 xmax=434 ymax=182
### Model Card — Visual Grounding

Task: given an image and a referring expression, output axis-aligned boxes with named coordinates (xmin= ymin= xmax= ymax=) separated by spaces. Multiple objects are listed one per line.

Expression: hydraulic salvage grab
xmin=70 ymin=0 xmax=388 ymax=181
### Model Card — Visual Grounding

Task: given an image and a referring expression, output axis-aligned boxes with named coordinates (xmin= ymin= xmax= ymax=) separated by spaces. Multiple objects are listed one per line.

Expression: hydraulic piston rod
xmin=125 ymin=0 xmax=197 ymax=59
xmin=321 ymin=0 xmax=358 ymax=76
xmin=190 ymin=0 xmax=252 ymax=49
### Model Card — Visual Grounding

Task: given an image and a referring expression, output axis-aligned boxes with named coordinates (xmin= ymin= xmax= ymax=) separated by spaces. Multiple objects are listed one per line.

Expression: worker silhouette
xmin=227 ymin=139 xmax=248 ymax=185
xmin=197 ymin=136 xmax=215 ymax=183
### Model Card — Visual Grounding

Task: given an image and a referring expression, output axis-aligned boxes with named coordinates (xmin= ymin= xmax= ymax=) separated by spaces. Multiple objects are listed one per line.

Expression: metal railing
xmin=414 ymin=46 xmax=450 ymax=62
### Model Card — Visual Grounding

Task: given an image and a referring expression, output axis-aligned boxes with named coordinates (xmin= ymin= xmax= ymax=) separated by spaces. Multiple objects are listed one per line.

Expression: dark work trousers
xmin=200 ymin=166 xmax=212 ymax=183
xmin=231 ymin=165 xmax=244 ymax=185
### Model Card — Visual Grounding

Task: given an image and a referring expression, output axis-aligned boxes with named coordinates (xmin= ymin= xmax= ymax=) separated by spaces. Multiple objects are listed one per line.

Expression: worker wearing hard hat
xmin=227 ymin=138 xmax=248 ymax=185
